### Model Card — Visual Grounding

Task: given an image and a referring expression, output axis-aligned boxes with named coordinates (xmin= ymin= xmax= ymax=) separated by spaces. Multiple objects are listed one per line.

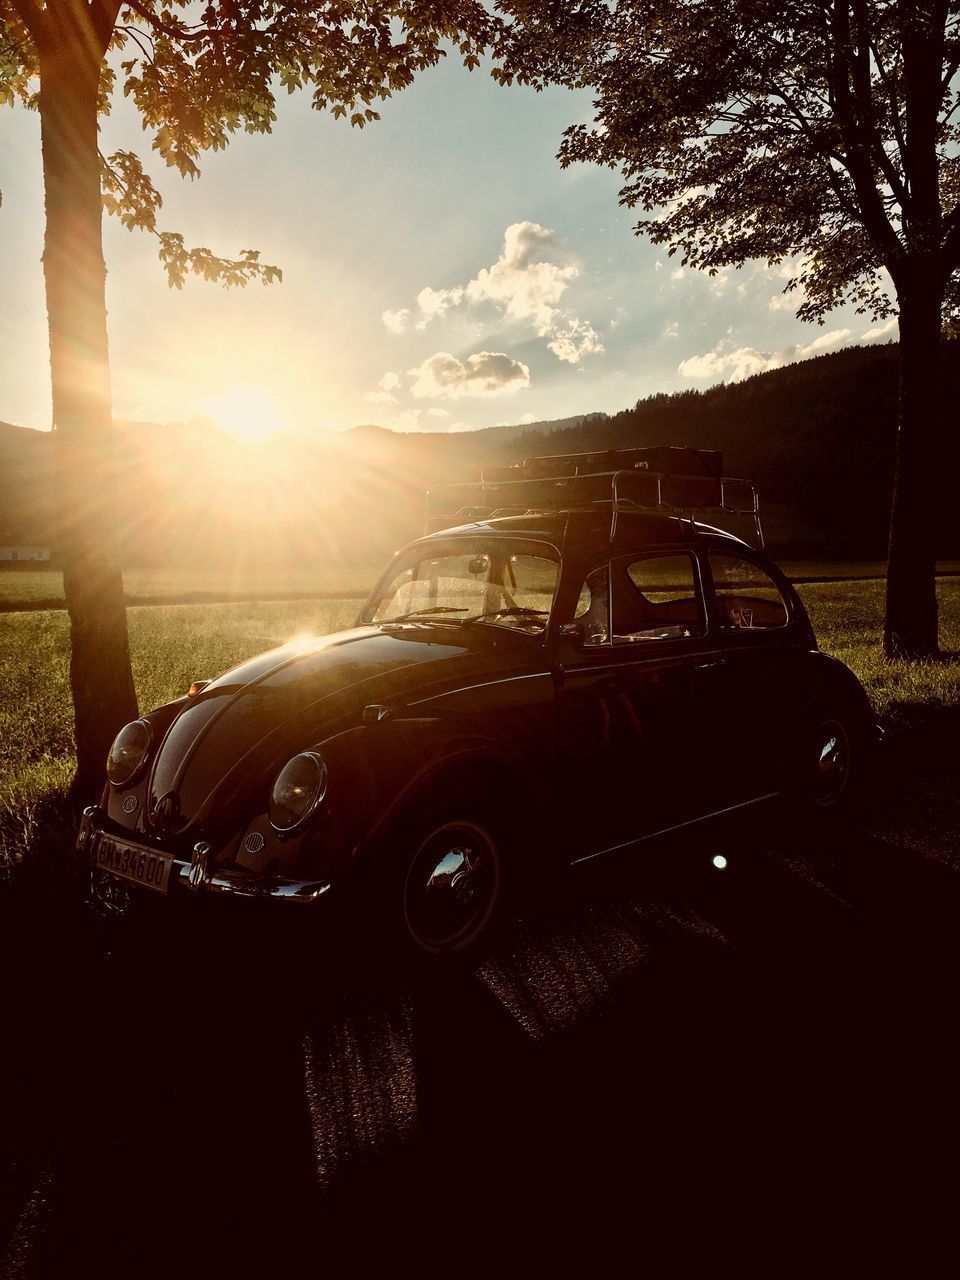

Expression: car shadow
xmin=4 ymin=812 xmax=960 ymax=1271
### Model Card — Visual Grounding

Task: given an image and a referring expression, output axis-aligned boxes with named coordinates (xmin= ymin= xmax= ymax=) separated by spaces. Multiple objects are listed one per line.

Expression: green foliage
xmin=494 ymin=1 xmax=960 ymax=327
xmin=0 ymin=0 xmax=493 ymax=286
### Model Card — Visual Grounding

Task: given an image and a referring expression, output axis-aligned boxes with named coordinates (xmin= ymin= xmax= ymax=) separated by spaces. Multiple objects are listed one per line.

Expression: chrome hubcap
xmin=404 ymin=822 xmax=499 ymax=951
xmin=425 ymin=846 xmax=480 ymax=906
xmin=815 ymin=721 xmax=849 ymax=805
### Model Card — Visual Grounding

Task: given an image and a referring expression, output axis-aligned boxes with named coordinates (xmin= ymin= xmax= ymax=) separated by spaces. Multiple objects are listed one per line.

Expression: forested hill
xmin=498 ymin=340 xmax=960 ymax=554
xmin=2 ymin=340 xmax=958 ymax=562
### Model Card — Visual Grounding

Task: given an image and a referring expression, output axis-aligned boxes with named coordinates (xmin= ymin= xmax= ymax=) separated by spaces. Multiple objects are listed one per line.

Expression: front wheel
xmin=401 ymin=817 xmax=503 ymax=959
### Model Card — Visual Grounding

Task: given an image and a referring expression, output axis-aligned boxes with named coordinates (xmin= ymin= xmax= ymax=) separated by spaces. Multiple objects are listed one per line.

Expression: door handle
xmin=694 ymin=660 xmax=723 ymax=671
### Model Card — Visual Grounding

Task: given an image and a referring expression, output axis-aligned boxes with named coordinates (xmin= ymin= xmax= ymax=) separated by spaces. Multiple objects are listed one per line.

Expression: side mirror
xmin=558 ymin=622 xmax=585 ymax=644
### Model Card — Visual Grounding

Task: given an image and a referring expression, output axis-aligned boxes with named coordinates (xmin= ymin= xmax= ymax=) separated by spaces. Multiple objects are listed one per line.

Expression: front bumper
xmin=78 ymin=807 xmax=331 ymax=908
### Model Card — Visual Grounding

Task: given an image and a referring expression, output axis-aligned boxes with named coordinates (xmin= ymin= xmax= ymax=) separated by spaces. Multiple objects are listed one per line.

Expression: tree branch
xmin=942 ymin=204 xmax=960 ymax=270
xmin=7 ymin=0 xmax=44 ymax=43
xmin=847 ymin=0 xmax=911 ymax=213
xmin=869 ymin=38 xmax=908 ymax=175
xmin=825 ymin=0 xmax=904 ymax=262
xmin=121 ymin=0 xmax=216 ymax=44
xmin=118 ymin=23 xmax=156 ymax=65
xmin=940 ymin=47 xmax=960 ymax=92
xmin=90 ymin=0 xmax=124 ymax=55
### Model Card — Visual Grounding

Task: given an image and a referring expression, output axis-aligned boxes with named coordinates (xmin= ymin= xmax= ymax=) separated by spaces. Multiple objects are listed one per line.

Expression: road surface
xmin=2 ymin=810 xmax=958 ymax=1273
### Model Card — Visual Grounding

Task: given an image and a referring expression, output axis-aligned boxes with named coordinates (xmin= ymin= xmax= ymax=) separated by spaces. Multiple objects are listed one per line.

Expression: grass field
xmin=1 ymin=573 xmax=958 ymax=873
xmin=3 ymin=561 xmax=959 ymax=612
xmin=0 ymin=564 xmax=383 ymax=611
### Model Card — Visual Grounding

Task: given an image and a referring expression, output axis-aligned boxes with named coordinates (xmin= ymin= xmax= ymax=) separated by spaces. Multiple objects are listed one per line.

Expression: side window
xmin=574 ymin=565 xmax=610 ymax=646
xmin=711 ymin=553 xmax=789 ymax=631
xmin=615 ymin=553 xmax=705 ymax=643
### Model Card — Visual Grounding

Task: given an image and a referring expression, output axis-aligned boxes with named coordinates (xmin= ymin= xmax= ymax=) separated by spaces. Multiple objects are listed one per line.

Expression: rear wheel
xmin=811 ymin=717 xmax=853 ymax=810
xmin=789 ymin=705 xmax=872 ymax=827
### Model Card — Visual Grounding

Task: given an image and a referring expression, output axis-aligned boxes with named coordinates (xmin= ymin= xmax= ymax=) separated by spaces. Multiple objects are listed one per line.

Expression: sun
xmin=204 ymin=387 xmax=288 ymax=442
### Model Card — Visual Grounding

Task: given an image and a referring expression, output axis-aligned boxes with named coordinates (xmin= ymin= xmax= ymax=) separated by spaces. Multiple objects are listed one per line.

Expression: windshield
xmin=362 ymin=538 xmax=560 ymax=635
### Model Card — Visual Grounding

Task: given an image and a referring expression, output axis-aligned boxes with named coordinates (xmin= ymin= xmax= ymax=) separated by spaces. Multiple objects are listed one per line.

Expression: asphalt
xmin=2 ymin=810 xmax=959 ymax=1274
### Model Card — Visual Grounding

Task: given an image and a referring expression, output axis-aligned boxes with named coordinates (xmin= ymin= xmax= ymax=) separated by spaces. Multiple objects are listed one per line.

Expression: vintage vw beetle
xmin=79 ymin=448 xmax=873 ymax=959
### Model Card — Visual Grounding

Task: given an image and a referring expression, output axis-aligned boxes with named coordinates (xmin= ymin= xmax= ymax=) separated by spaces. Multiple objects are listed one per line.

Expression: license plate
xmin=93 ymin=834 xmax=174 ymax=894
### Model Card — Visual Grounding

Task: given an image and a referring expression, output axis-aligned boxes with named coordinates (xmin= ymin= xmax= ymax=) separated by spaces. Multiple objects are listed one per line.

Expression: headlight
xmin=269 ymin=752 xmax=328 ymax=834
xmin=106 ymin=719 xmax=153 ymax=787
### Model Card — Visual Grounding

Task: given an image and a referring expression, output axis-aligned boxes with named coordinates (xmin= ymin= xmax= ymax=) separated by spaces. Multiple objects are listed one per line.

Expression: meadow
xmin=3 ymin=561 xmax=959 ymax=612
xmin=1 ymin=567 xmax=958 ymax=873
xmin=0 ymin=564 xmax=381 ymax=611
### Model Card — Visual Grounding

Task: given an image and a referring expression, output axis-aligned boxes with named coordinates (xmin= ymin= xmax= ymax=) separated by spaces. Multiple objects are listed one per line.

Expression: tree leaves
xmin=494 ymin=0 xmax=960 ymax=330
xmin=157 ymin=232 xmax=282 ymax=288
xmin=2 ymin=0 xmax=496 ymax=289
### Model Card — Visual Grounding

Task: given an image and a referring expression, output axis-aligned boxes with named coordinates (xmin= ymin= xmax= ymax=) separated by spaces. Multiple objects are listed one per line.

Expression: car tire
xmin=796 ymin=707 xmax=867 ymax=820
xmin=402 ymin=814 xmax=504 ymax=961
xmin=377 ymin=796 xmax=509 ymax=968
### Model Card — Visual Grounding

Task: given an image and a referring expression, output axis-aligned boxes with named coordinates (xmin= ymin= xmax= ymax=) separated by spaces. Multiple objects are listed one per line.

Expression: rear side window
xmin=615 ymin=553 xmax=705 ymax=643
xmin=711 ymin=553 xmax=789 ymax=631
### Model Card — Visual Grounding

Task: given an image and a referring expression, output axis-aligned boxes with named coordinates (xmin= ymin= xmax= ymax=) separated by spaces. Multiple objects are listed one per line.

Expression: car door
xmin=555 ymin=548 xmax=724 ymax=860
xmin=705 ymin=549 xmax=810 ymax=799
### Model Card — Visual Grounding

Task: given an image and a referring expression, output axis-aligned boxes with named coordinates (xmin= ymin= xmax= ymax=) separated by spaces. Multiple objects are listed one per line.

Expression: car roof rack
xmin=425 ymin=446 xmax=764 ymax=550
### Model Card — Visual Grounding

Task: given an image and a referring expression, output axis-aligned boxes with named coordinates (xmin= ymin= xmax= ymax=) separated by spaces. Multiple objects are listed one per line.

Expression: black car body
xmin=80 ymin=450 xmax=872 ymax=956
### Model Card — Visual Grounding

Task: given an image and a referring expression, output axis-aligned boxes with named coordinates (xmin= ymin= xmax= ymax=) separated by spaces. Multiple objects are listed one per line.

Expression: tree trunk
xmin=883 ymin=269 xmax=943 ymax=659
xmin=38 ymin=32 xmax=138 ymax=801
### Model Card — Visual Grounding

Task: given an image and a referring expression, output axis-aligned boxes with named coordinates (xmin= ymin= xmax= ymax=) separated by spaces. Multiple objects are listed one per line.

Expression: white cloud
xmin=390 ymin=409 xmax=424 ymax=431
xmin=382 ymin=308 xmax=410 ymax=334
xmin=365 ymin=389 xmax=398 ymax=406
xmin=426 ymin=407 xmax=450 ymax=418
xmin=416 ymin=285 xmax=464 ymax=327
xmin=378 ymin=371 xmax=401 ymax=390
xmin=385 ymin=221 xmax=603 ymax=364
xmin=798 ymin=329 xmax=852 ymax=357
xmin=670 ymin=267 xmax=686 ymax=282
xmin=861 ymin=318 xmax=898 ymax=343
xmin=408 ymin=350 xmax=531 ymax=399
xmin=547 ymin=317 xmax=605 ymax=364
xmin=465 ymin=222 xmax=578 ymax=332
xmin=664 ymin=321 xmax=679 ymax=339
xmin=678 ymin=328 xmax=852 ymax=383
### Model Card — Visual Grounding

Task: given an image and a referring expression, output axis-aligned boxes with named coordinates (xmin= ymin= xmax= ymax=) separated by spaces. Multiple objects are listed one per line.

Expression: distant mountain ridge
xmin=2 ymin=342 xmax=957 ymax=559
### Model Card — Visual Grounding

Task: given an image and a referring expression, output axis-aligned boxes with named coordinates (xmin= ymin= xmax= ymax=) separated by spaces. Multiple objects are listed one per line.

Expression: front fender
xmin=235 ymin=714 xmax=522 ymax=880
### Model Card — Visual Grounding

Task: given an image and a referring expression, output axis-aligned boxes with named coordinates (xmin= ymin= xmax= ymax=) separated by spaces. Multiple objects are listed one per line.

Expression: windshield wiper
xmin=464 ymin=606 xmax=549 ymax=625
xmin=382 ymin=607 xmax=469 ymax=623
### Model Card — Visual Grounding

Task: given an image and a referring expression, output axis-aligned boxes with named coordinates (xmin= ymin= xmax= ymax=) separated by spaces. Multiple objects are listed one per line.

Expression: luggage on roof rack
xmin=425 ymin=446 xmax=763 ymax=548
xmin=483 ymin=445 xmax=723 ymax=482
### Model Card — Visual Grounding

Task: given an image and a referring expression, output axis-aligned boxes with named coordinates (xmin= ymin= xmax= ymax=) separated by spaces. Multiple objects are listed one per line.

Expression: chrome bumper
xmin=79 ymin=807 xmax=331 ymax=906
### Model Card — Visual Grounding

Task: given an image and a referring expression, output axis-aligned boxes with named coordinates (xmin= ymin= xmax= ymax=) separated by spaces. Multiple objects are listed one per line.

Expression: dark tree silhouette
xmin=495 ymin=0 xmax=960 ymax=658
xmin=0 ymin=0 xmax=490 ymax=797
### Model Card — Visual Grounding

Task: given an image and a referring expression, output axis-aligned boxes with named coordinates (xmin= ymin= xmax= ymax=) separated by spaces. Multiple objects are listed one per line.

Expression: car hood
xmin=144 ymin=624 xmax=530 ymax=842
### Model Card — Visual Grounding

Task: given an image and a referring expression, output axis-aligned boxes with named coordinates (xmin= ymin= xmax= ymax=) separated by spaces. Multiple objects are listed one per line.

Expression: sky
xmin=0 ymin=50 xmax=899 ymax=438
